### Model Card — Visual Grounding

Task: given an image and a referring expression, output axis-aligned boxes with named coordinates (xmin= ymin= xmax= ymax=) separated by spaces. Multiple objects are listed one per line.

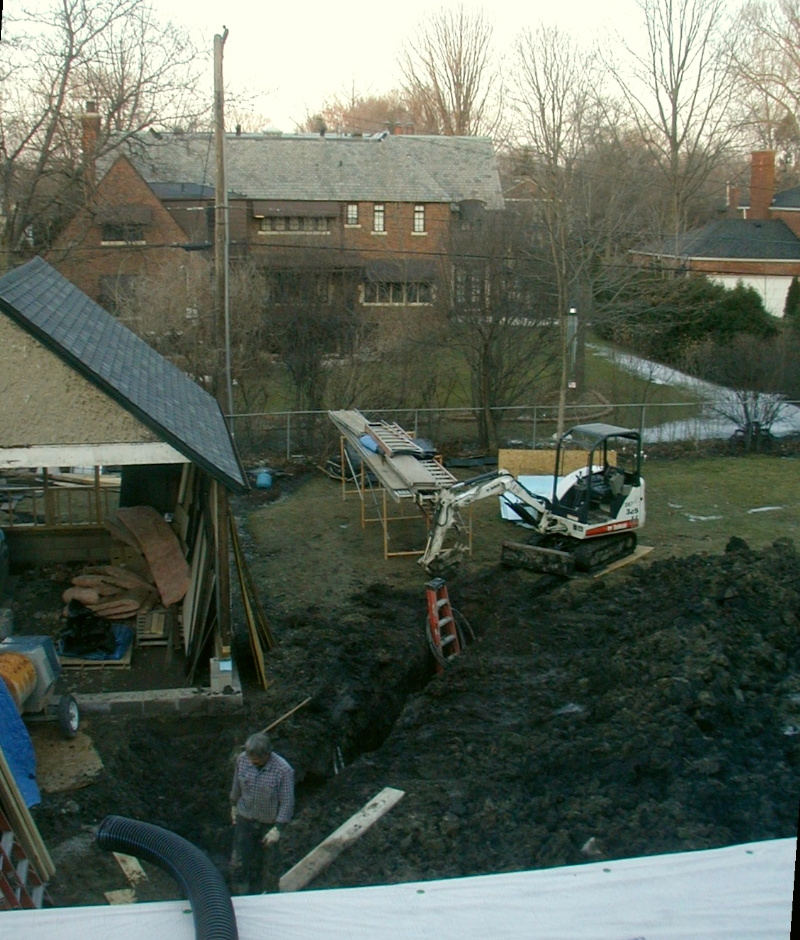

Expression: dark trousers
xmin=230 ymin=816 xmax=272 ymax=893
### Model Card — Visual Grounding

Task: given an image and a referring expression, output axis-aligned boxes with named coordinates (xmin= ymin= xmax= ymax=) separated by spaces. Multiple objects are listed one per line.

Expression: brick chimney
xmin=748 ymin=150 xmax=775 ymax=220
xmin=81 ymin=100 xmax=101 ymax=199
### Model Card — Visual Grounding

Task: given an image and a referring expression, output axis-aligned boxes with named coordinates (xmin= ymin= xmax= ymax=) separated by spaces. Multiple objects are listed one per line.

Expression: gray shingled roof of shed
xmin=108 ymin=133 xmax=504 ymax=208
xmin=638 ymin=219 xmax=800 ymax=261
xmin=0 ymin=257 xmax=247 ymax=492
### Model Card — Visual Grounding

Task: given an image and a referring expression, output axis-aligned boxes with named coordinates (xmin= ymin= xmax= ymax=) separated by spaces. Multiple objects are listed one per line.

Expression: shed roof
xmin=0 ymin=257 xmax=246 ymax=492
xmin=105 ymin=133 xmax=504 ymax=208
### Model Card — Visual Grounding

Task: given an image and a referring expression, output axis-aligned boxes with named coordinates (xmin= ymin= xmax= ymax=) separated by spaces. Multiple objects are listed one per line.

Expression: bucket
xmin=255 ymin=470 xmax=273 ymax=489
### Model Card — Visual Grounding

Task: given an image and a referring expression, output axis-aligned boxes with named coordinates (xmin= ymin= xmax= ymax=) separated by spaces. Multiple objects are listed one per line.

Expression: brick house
xmin=634 ymin=151 xmax=800 ymax=316
xmin=47 ymin=154 xmax=197 ymax=309
xmin=51 ymin=109 xmax=504 ymax=328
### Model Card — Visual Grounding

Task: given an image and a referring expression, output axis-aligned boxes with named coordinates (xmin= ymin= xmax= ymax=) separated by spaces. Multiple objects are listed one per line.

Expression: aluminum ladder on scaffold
xmin=425 ymin=578 xmax=461 ymax=673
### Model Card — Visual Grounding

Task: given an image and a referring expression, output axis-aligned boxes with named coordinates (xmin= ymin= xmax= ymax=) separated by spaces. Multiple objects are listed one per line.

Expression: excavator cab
xmin=550 ymin=424 xmax=643 ymax=526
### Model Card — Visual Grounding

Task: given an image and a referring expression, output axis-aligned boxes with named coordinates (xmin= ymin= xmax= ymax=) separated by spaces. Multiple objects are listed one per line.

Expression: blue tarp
xmin=0 ymin=680 xmax=40 ymax=807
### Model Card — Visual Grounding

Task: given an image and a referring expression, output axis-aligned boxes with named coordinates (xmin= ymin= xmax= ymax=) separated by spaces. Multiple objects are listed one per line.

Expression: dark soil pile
xmin=30 ymin=534 xmax=800 ymax=905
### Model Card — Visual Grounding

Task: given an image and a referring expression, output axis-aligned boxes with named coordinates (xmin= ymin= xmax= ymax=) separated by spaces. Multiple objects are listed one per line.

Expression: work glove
xmin=230 ymin=805 xmax=237 ymax=825
xmin=261 ymin=826 xmax=281 ymax=847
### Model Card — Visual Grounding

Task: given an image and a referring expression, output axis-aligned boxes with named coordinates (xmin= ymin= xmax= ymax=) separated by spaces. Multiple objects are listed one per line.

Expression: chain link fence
xmin=228 ymin=399 xmax=800 ymax=468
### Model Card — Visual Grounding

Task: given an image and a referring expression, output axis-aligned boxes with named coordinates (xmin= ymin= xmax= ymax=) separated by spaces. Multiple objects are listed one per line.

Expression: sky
xmin=164 ymin=0 xmax=647 ymax=132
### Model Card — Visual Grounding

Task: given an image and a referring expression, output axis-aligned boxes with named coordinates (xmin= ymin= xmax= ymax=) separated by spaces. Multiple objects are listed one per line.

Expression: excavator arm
xmin=418 ymin=471 xmax=549 ymax=574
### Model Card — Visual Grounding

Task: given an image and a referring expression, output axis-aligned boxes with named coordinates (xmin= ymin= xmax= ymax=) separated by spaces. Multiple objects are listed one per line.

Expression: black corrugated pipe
xmin=96 ymin=814 xmax=238 ymax=940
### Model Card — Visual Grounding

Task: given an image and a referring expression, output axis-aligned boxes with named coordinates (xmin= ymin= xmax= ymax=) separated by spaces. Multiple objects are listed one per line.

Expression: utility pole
xmin=213 ymin=28 xmax=233 ymax=427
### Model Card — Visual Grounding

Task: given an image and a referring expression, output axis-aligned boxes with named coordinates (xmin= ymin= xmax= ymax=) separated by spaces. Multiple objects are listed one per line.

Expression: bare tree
xmin=606 ymin=0 xmax=736 ymax=236
xmin=729 ymin=0 xmax=800 ymax=172
xmin=444 ymin=208 xmax=560 ymax=451
xmin=399 ymin=4 xmax=501 ymax=136
xmin=510 ymin=25 xmax=599 ymax=435
xmin=0 ymin=0 xmax=206 ymax=266
xmin=301 ymin=87 xmax=436 ymax=136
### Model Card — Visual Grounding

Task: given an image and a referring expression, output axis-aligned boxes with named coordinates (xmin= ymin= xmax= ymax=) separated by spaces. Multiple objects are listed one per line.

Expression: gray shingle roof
xmin=772 ymin=185 xmax=800 ymax=210
xmin=106 ymin=133 xmax=504 ymax=208
xmin=0 ymin=257 xmax=246 ymax=492
xmin=639 ymin=219 xmax=800 ymax=261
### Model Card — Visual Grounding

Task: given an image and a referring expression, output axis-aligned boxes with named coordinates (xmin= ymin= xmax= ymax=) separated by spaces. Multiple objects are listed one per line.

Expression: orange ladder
xmin=425 ymin=578 xmax=461 ymax=673
xmin=0 ymin=809 xmax=48 ymax=910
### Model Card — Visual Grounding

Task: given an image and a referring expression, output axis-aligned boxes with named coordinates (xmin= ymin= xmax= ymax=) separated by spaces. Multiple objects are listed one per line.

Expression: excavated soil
xmin=15 ymin=473 xmax=800 ymax=906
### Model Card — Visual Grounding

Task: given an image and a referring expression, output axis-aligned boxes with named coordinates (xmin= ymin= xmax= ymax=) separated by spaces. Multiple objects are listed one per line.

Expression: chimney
xmin=748 ymin=150 xmax=775 ymax=220
xmin=81 ymin=100 xmax=101 ymax=200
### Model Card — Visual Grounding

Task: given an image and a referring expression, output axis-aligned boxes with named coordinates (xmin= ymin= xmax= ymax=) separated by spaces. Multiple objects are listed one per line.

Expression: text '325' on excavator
xmin=418 ymin=423 xmax=646 ymax=578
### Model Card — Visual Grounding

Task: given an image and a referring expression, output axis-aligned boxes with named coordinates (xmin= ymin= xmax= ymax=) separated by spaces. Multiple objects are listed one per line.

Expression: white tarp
xmin=6 ymin=838 xmax=795 ymax=939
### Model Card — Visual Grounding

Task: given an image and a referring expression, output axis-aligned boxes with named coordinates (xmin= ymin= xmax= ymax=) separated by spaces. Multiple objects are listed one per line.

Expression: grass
xmin=461 ymin=452 xmax=800 ymax=570
xmin=640 ymin=454 xmax=800 ymax=558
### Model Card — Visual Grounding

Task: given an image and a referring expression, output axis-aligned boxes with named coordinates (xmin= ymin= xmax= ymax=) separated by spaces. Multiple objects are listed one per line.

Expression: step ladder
xmin=426 ymin=578 xmax=461 ymax=673
xmin=0 ymin=809 xmax=49 ymax=910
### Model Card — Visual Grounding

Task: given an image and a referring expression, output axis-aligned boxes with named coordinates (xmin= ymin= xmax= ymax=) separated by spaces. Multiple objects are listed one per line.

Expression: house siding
xmin=0 ymin=314 xmax=160 ymax=446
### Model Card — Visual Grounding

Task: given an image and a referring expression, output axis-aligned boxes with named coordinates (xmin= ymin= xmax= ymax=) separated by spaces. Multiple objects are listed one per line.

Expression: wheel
xmin=58 ymin=694 xmax=80 ymax=739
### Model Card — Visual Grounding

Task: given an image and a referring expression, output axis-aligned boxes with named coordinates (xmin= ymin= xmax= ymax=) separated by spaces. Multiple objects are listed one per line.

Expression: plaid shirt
xmin=230 ymin=751 xmax=295 ymax=825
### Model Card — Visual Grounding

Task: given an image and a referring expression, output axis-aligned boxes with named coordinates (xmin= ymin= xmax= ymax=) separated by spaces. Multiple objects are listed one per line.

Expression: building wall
xmin=0 ymin=315 xmax=160 ymax=446
xmin=770 ymin=208 xmax=800 ymax=239
xmin=710 ymin=274 xmax=793 ymax=317
xmin=48 ymin=157 xmax=190 ymax=302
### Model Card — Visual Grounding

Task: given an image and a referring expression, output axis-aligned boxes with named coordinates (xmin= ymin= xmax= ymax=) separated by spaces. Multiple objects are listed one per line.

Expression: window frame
xmin=345 ymin=203 xmax=359 ymax=226
xmin=362 ymin=279 xmax=434 ymax=306
xmin=100 ymin=221 xmax=146 ymax=245
xmin=413 ymin=204 xmax=426 ymax=234
xmin=372 ymin=203 xmax=386 ymax=233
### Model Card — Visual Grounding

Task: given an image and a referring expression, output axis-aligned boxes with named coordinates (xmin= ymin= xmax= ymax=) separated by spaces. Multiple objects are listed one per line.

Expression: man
xmin=229 ymin=731 xmax=295 ymax=894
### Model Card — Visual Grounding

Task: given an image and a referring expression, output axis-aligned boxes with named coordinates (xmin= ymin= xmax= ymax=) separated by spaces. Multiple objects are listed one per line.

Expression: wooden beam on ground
xmin=278 ymin=786 xmax=404 ymax=893
xmin=113 ymin=851 xmax=148 ymax=886
xmin=104 ymin=888 xmax=137 ymax=905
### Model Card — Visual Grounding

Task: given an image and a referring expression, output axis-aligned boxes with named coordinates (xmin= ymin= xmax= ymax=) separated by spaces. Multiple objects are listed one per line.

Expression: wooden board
xmin=279 ymin=787 xmax=404 ymax=893
xmin=113 ymin=852 xmax=148 ymax=886
xmin=498 ymin=449 xmax=616 ymax=478
xmin=590 ymin=544 xmax=653 ymax=578
xmin=59 ymin=644 xmax=133 ymax=669
xmin=104 ymin=888 xmax=137 ymax=905
xmin=28 ymin=724 xmax=104 ymax=793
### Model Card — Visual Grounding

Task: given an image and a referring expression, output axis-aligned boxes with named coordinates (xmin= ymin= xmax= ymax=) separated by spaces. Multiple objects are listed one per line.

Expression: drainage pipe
xmin=96 ymin=814 xmax=238 ymax=940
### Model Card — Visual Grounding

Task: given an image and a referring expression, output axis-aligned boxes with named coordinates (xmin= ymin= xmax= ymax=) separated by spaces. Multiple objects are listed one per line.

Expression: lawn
xmin=640 ymin=454 xmax=800 ymax=558
xmin=458 ymin=452 xmax=800 ymax=571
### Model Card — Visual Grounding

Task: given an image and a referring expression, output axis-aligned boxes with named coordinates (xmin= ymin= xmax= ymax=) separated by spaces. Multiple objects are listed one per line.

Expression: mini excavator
xmin=419 ymin=423 xmax=645 ymax=578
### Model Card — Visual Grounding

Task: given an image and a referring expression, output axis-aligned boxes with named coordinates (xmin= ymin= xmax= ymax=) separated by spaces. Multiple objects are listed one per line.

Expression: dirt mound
xmin=31 ymin=535 xmax=800 ymax=903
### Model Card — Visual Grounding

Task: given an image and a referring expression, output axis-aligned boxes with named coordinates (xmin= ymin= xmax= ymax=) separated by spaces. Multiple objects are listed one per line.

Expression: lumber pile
xmin=61 ymin=505 xmax=191 ymax=621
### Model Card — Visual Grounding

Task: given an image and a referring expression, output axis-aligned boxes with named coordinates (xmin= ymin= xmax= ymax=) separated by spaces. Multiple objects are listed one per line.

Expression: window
xmin=101 ymin=222 xmax=145 ymax=244
xmin=265 ymin=271 xmax=334 ymax=305
xmin=259 ymin=216 xmax=331 ymax=233
xmin=413 ymin=205 xmax=426 ymax=233
xmin=363 ymin=280 xmax=434 ymax=305
xmin=373 ymin=204 xmax=385 ymax=233
xmin=455 ymin=268 xmax=485 ymax=306
xmin=346 ymin=203 xmax=359 ymax=226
